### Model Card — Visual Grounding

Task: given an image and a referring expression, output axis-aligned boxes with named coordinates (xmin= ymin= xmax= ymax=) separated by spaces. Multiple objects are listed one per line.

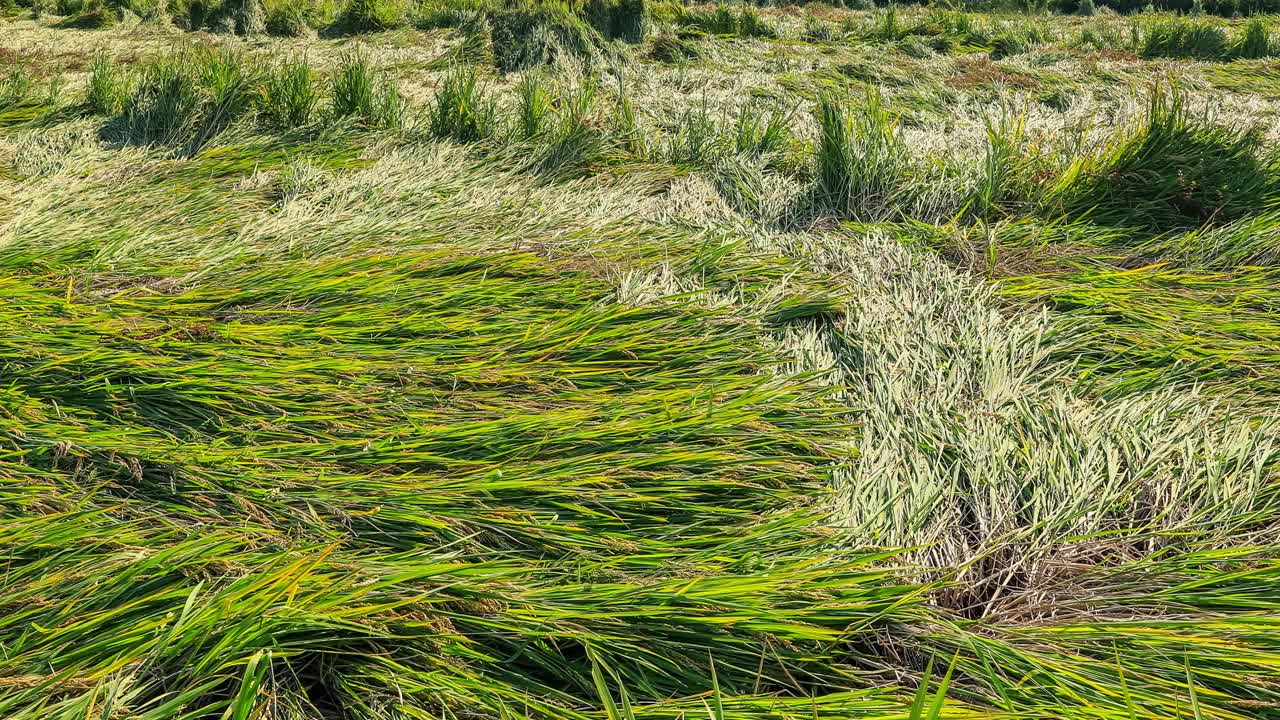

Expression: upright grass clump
xmin=489 ymin=1 xmax=605 ymax=73
xmin=191 ymin=48 xmax=256 ymax=149
xmin=114 ymin=48 xmax=260 ymax=150
xmin=257 ymin=57 xmax=319 ymax=129
xmin=816 ymin=94 xmax=854 ymax=213
xmin=583 ymin=0 xmax=646 ymax=43
xmin=264 ymin=1 xmax=313 ymax=35
xmin=186 ymin=0 xmax=268 ymax=35
xmin=57 ymin=0 xmax=117 ymax=29
xmin=338 ymin=0 xmax=410 ymax=31
xmin=856 ymin=9 xmax=994 ymax=53
xmin=649 ymin=31 xmax=701 ymax=63
xmin=989 ymin=19 xmax=1050 ymax=59
xmin=164 ymin=0 xmax=309 ymax=34
xmin=43 ymin=73 xmax=67 ymax=108
xmin=802 ymin=17 xmax=839 ymax=43
xmin=1231 ymin=17 xmax=1274 ymax=58
xmin=863 ymin=3 xmax=901 ymax=42
xmin=679 ymin=3 xmax=776 ymax=39
xmin=735 ymin=5 xmax=775 ymax=38
xmin=164 ymin=0 xmax=204 ymax=28
xmin=613 ymin=76 xmax=644 ymax=158
xmin=1140 ymin=15 xmax=1228 ymax=59
xmin=426 ymin=65 xmax=496 ymax=142
xmin=85 ymin=51 xmax=129 ymax=115
xmin=734 ymin=103 xmax=790 ymax=158
xmin=0 ymin=64 xmax=33 ymax=110
xmin=120 ymin=53 xmax=203 ymax=146
xmin=331 ymin=51 xmax=403 ymax=128
xmin=668 ymin=101 xmax=722 ymax=168
xmin=969 ymin=110 xmax=1030 ymax=219
xmin=534 ymin=81 xmax=609 ymax=178
xmin=814 ymin=89 xmax=912 ymax=221
xmin=416 ymin=0 xmax=488 ymax=28
xmin=515 ymin=70 xmax=552 ymax=139
xmin=699 ymin=4 xmax=737 ymax=35
xmin=1045 ymin=87 xmax=1280 ymax=230
xmin=1077 ymin=23 xmax=1134 ymax=53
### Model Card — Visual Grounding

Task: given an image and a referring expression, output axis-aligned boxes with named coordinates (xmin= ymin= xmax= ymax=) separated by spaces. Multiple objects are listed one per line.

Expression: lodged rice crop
xmin=1 ymin=2 xmax=1280 ymax=719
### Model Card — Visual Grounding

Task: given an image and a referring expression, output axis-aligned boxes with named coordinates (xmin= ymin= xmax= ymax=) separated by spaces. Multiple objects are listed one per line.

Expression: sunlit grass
xmin=1 ymin=5 xmax=1279 ymax=719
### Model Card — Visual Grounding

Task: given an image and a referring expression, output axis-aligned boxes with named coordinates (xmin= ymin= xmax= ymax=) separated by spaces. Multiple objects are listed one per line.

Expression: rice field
xmin=2 ymin=0 xmax=1280 ymax=718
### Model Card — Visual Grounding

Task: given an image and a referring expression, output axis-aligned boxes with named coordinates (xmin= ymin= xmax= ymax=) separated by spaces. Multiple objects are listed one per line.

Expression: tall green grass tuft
xmin=970 ymin=110 xmax=1029 ymax=219
xmin=0 ymin=64 xmax=33 ymax=110
xmin=57 ymin=0 xmax=117 ymax=28
xmin=583 ymin=0 xmax=646 ymax=42
xmin=331 ymin=51 xmax=403 ymax=128
xmin=862 ymin=4 xmax=901 ymax=42
xmin=85 ymin=51 xmax=129 ymax=115
xmin=208 ymin=0 xmax=268 ymax=35
xmin=120 ymin=54 xmax=203 ymax=146
xmin=515 ymin=70 xmax=553 ymax=139
xmin=257 ymin=57 xmax=320 ymax=129
xmin=96 ymin=48 xmax=323 ymax=137
xmin=163 ymin=0 xmax=320 ymax=34
xmin=535 ymin=80 xmax=608 ymax=177
xmin=1077 ymin=23 xmax=1133 ymax=52
xmin=668 ymin=101 xmax=722 ymax=168
xmin=489 ymin=0 xmax=606 ymax=73
xmin=192 ymin=48 xmax=256 ymax=148
xmin=802 ymin=16 xmax=840 ymax=43
xmin=734 ymin=103 xmax=790 ymax=158
xmin=264 ymin=2 xmax=313 ymax=36
xmin=416 ymin=0 xmax=490 ymax=29
xmin=1140 ymin=15 xmax=1228 ymax=59
xmin=851 ymin=9 xmax=1049 ymax=57
xmin=1046 ymin=87 xmax=1280 ymax=230
xmin=989 ymin=20 xmax=1051 ymax=58
xmin=649 ymin=31 xmax=701 ymax=63
xmin=338 ymin=0 xmax=410 ymax=31
xmin=115 ymin=48 xmax=261 ymax=151
xmin=1232 ymin=17 xmax=1274 ymax=58
xmin=678 ymin=3 xmax=777 ymax=39
xmin=814 ymin=89 xmax=911 ymax=221
xmin=426 ymin=65 xmax=496 ymax=142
